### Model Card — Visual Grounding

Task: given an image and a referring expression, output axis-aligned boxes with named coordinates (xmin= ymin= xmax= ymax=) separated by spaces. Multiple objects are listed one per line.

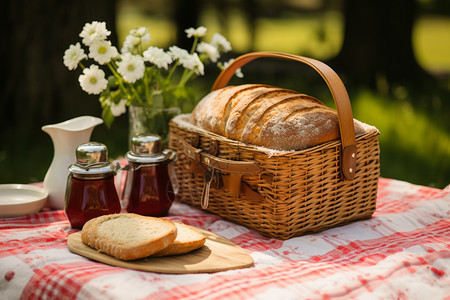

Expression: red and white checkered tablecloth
xmin=1 ymin=178 xmax=449 ymax=299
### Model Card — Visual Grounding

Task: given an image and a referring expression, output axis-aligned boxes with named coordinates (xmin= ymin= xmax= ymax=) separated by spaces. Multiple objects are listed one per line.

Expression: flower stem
xmin=190 ymin=36 xmax=199 ymax=54
xmin=129 ymin=84 xmax=144 ymax=105
xmin=107 ymin=62 xmax=143 ymax=105
xmin=178 ymin=67 xmax=189 ymax=88
xmin=143 ymin=68 xmax=152 ymax=105
xmin=166 ymin=62 xmax=179 ymax=85
xmin=178 ymin=69 xmax=194 ymax=87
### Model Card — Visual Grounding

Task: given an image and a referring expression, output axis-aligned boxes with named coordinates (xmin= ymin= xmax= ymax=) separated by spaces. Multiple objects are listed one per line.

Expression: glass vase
xmin=128 ymin=104 xmax=180 ymax=147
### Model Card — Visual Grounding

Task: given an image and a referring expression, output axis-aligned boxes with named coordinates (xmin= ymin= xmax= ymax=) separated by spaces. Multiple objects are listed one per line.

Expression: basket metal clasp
xmin=200 ymin=166 xmax=215 ymax=209
xmin=176 ymin=134 xmax=265 ymax=206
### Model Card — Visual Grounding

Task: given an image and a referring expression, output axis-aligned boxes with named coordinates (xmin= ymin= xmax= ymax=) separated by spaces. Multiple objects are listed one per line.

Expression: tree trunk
xmin=173 ymin=0 xmax=201 ymax=49
xmin=329 ymin=0 xmax=434 ymax=92
xmin=1 ymin=0 xmax=117 ymax=148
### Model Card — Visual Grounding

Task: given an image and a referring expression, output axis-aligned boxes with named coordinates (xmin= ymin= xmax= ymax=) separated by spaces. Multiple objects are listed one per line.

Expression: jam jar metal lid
xmin=68 ymin=142 xmax=119 ymax=176
xmin=125 ymin=134 xmax=176 ymax=164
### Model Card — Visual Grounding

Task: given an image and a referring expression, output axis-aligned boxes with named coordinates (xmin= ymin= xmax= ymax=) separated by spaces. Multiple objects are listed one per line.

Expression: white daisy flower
xmin=131 ymin=27 xmax=151 ymax=43
xmin=211 ymin=33 xmax=232 ymax=52
xmin=117 ymin=53 xmax=145 ymax=83
xmin=143 ymin=47 xmax=173 ymax=70
xmin=179 ymin=52 xmax=204 ymax=75
xmin=63 ymin=42 xmax=87 ymax=70
xmin=121 ymin=35 xmax=140 ymax=54
xmin=169 ymin=46 xmax=190 ymax=61
xmin=78 ymin=65 xmax=108 ymax=95
xmin=89 ymin=40 xmax=119 ymax=65
xmin=170 ymin=46 xmax=204 ymax=75
xmin=79 ymin=21 xmax=110 ymax=46
xmin=110 ymin=98 xmax=128 ymax=117
xmin=185 ymin=26 xmax=207 ymax=38
xmin=223 ymin=59 xmax=244 ymax=78
xmin=197 ymin=42 xmax=220 ymax=63
xmin=121 ymin=27 xmax=151 ymax=54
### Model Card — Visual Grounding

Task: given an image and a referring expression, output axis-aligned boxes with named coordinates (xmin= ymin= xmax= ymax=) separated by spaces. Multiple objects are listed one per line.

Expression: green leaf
xmin=106 ymin=75 xmax=119 ymax=89
xmin=102 ymin=106 xmax=115 ymax=128
xmin=99 ymin=94 xmax=108 ymax=107
xmin=110 ymin=89 xmax=123 ymax=104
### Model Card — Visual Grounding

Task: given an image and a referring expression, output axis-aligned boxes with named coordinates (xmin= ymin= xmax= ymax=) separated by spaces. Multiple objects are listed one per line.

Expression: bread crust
xmin=226 ymin=89 xmax=298 ymax=140
xmin=193 ymin=84 xmax=268 ymax=135
xmin=192 ymin=84 xmax=353 ymax=150
xmin=152 ymin=222 xmax=206 ymax=257
xmin=81 ymin=213 xmax=177 ymax=261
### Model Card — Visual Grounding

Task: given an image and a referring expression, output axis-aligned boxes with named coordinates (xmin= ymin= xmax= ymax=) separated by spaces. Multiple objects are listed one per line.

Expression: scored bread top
xmin=226 ymin=89 xmax=302 ymax=140
xmin=81 ymin=213 xmax=177 ymax=261
xmin=192 ymin=84 xmax=367 ymax=150
xmin=152 ymin=222 xmax=206 ymax=257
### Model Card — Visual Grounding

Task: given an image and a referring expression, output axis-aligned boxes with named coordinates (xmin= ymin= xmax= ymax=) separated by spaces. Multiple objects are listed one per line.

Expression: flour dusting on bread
xmin=191 ymin=84 xmax=376 ymax=150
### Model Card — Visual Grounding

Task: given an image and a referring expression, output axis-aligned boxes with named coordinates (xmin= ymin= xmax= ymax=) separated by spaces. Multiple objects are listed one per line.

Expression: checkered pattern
xmin=1 ymin=178 xmax=449 ymax=299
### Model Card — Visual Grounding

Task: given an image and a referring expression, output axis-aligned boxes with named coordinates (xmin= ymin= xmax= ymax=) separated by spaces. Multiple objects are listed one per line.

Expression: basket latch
xmin=178 ymin=135 xmax=263 ymax=207
xmin=200 ymin=166 xmax=215 ymax=208
xmin=199 ymin=159 xmax=264 ymax=208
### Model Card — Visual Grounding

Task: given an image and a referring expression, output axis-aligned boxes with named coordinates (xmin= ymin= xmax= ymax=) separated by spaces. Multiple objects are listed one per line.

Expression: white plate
xmin=0 ymin=184 xmax=48 ymax=217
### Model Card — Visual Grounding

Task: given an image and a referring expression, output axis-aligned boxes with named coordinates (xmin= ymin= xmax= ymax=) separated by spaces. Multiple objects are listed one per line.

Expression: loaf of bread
xmin=152 ymin=222 xmax=206 ymax=257
xmin=81 ymin=213 xmax=177 ymax=260
xmin=191 ymin=84 xmax=367 ymax=150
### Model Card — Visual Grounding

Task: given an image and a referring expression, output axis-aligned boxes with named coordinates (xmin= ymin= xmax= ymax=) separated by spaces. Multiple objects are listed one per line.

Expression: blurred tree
xmin=418 ymin=0 xmax=450 ymax=14
xmin=214 ymin=0 xmax=258 ymax=51
xmin=173 ymin=0 xmax=201 ymax=49
xmin=1 ymin=0 xmax=117 ymax=148
xmin=329 ymin=0 xmax=437 ymax=96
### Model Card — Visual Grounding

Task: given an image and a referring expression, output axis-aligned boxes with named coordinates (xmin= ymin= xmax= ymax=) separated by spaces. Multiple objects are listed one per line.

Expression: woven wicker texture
xmin=169 ymin=117 xmax=379 ymax=240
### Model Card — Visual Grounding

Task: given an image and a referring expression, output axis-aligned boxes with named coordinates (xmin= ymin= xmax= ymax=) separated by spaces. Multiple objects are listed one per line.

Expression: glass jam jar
xmin=122 ymin=134 xmax=177 ymax=217
xmin=65 ymin=142 xmax=121 ymax=229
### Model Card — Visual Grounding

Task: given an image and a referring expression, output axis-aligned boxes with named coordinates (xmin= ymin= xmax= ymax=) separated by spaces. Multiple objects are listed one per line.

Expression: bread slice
xmin=81 ymin=213 xmax=177 ymax=260
xmin=152 ymin=222 xmax=206 ymax=257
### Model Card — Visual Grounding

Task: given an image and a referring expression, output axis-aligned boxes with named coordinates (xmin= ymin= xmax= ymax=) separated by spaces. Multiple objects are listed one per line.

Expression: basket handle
xmin=212 ymin=51 xmax=357 ymax=181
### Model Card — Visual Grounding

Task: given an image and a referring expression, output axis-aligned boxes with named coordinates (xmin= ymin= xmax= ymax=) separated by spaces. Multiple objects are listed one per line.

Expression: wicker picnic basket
xmin=168 ymin=52 xmax=380 ymax=239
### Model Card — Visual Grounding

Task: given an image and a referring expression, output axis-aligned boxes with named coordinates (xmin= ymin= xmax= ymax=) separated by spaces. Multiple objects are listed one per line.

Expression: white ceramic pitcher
xmin=42 ymin=116 xmax=103 ymax=209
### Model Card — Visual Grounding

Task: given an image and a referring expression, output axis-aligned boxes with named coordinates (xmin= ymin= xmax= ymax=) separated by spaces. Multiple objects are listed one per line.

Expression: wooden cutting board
xmin=67 ymin=228 xmax=254 ymax=274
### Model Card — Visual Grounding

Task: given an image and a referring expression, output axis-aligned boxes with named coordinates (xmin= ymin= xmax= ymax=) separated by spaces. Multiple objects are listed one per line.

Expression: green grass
xmin=352 ymin=91 xmax=450 ymax=188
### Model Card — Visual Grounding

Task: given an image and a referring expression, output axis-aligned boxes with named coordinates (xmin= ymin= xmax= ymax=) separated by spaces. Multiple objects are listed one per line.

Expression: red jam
xmin=125 ymin=162 xmax=174 ymax=217
xmin=65 ymin=176 xmax=121 ymax=229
